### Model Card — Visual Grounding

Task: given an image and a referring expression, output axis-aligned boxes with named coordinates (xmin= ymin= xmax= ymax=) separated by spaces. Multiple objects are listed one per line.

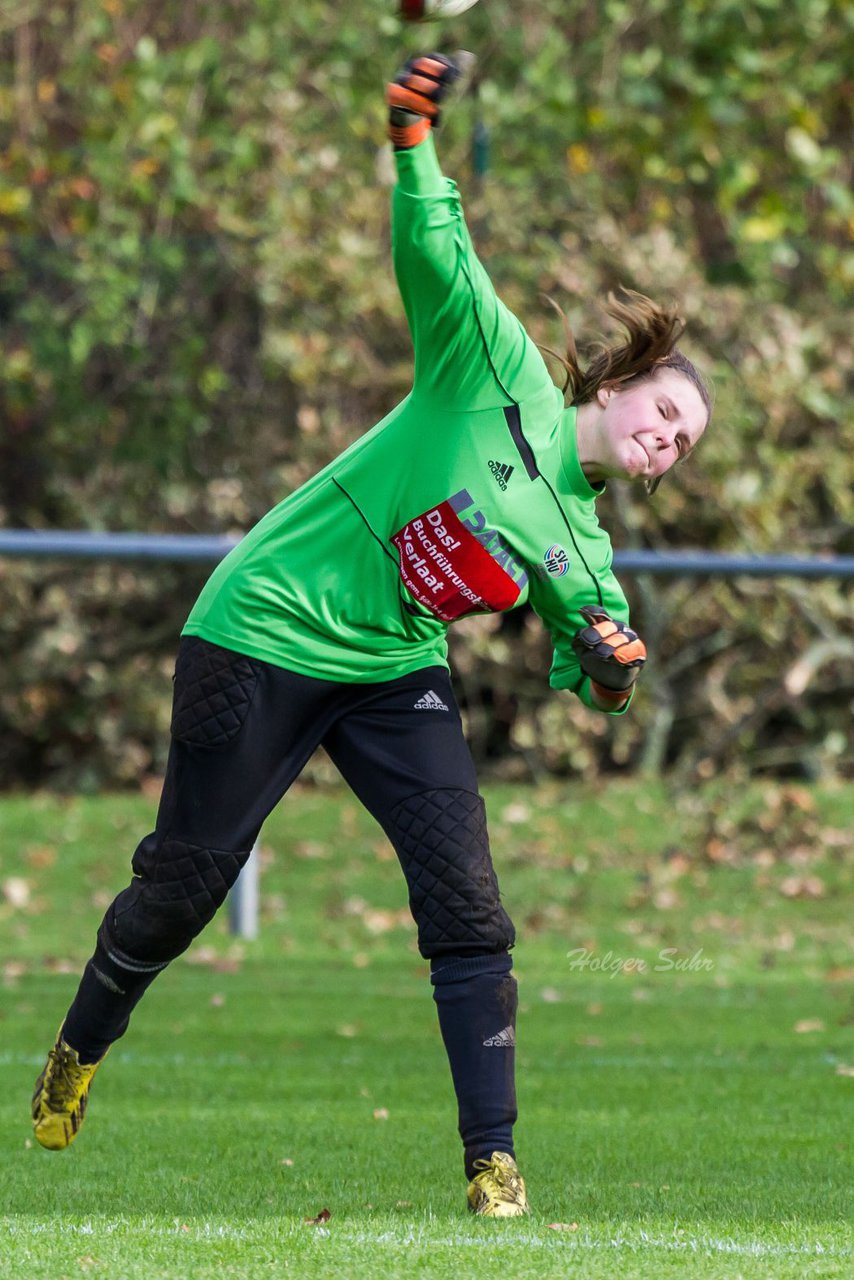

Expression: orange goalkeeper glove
xmin=387 ymin=53 xmax=460 ymax=150
xmin=571 ymin=606 xmax=647 ymax=706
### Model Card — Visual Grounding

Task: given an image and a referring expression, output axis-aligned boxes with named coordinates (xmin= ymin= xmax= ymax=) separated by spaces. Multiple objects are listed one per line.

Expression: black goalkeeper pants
xmin=62 ymin=637 xmax=518 ymax=1176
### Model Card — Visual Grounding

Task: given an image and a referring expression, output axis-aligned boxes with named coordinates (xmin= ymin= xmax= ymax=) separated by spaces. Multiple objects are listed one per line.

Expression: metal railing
xmin=1 ymin=529 xmax=853 ymax=577
xmin=3 ymin=527 xmax=852 ymax=937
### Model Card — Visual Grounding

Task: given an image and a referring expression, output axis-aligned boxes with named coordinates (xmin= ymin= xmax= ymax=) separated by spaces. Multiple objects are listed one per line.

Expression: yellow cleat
xmin=32 ymin=1034 xmax=107 ymax=1150
xmin=467 ymin=1151 xmax=529 ymax=1217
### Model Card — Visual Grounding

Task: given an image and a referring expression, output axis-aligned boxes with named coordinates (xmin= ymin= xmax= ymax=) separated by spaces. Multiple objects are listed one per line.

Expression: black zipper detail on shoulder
xmin=504 ymin=405 xmax=539 ymax=480
xmin=502 ymin=405 xmax=604 ymax=607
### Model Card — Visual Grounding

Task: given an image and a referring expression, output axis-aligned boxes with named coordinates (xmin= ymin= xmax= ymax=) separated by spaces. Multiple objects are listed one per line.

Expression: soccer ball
xmin=399 ymin=0 xmax=481 ymax=19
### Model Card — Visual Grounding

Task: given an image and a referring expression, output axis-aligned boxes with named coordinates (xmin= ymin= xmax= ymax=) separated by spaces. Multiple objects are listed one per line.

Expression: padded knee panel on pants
xmin=108 ymin=834 xmax=250 ymax=963
xmin=171 ymin=637 xmax=258 ymax=747
xmin=386 ymin=789 xmax=515 ymax=959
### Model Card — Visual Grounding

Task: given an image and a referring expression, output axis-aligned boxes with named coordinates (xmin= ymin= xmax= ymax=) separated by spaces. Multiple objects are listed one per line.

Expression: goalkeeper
xmin=33 ymin=53 xmax=711 ymax=1217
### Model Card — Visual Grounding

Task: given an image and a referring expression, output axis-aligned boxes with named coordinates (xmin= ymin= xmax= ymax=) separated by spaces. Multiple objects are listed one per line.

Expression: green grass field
xmin=1 ymin=779 xmax=852 ymax=1278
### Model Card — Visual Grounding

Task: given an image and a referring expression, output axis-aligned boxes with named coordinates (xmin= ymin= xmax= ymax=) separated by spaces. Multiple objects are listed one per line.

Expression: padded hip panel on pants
xmin=386 ymin=789 xmax=515 ymax=959
xmin=110 ymin=835 xmax=251 ymax=961
xmin=170 ymin=636 xmax=259 ymax=747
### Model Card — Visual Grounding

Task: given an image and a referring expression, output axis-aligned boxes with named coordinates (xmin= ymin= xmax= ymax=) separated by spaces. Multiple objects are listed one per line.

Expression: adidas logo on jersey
xmin=413 ymin=690 xmax=449 ymax=712
xmin=483 ymin=1025 xmax=516 ymax=1048
xmin=488 ymin=460 xmax=514 ymax=491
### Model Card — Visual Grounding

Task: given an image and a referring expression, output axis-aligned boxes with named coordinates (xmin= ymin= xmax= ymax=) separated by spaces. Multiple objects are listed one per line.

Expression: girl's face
xmin=595 ymin=368 xmax=708 ymax=483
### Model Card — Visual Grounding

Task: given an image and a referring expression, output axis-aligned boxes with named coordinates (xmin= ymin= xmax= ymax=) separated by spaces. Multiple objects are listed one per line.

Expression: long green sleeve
xmin=392 ymin=134 xmax=557 ymax=410
xmin=183 ymin=136 xmax=635 ymax=715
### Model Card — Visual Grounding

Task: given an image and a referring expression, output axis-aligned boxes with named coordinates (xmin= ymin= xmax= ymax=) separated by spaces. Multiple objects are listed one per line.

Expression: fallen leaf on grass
xmin=25 ymin=845 xmax=56 ymax=869
xmin=704 ymin=839 xmax=739 ymax=866
xmin=548 ymin=1222 xmax=579 ymax=1231
xmin=501 ymin=802 xmax=531 ymax=825
xmin=780 ymin=785 xmax=815 ymax=812
xmin=294 ymin=840 xmax=329 ymax=861
xmin=779 ymin=875 xmax=825 ymax=899
xmin=793 ymin=1019 xmax=825 ymax=1034
xmin=373 ymin=1107 xmax=389 ymax=1120
xmin=341 ymin=805 xmax=359 ymax=837
xmin=362 ymin=907 xmax=411 ymax=936
xmin=183 ymin=945 xmax=243 ymax=973
xmin=338 ymin=897 xmax=411 ymax=934
xmin=3 ymin=878 xmax=31 ymax=908
xmin=373 ymin=840 xmax=396 ymax=863
xmin=304 ymin=1208 xmax=331 ymax=1225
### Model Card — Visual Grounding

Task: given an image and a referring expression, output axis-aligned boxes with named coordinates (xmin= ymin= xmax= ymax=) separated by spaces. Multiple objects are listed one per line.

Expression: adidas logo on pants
xmin=482 ymin=1025 xmax=516 ymax=1047
xmin=414 ymin=690 xmax=449 ymax=711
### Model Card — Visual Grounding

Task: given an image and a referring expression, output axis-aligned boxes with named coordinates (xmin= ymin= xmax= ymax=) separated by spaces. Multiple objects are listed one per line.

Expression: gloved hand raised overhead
xmin=387 ymin=53 xmax=461 ymax=149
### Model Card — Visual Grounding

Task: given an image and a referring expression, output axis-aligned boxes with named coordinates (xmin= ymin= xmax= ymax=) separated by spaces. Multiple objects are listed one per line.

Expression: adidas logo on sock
xmin=414 ymin=690 xmax=449 ymax=712
xmin=488 ymin=460 xmax=515 ymax=491
xmin=483 ymin=1025 xmax=516 ymax=1047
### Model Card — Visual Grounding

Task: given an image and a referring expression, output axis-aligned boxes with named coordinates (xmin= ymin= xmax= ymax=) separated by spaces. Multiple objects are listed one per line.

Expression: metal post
xmin=472 ymin=119 xmax=489 ymax=183
xmin=229 ymin=841 xmax=260 ymax=939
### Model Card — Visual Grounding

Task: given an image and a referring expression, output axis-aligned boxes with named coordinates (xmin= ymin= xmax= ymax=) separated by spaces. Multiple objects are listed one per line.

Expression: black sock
xmin=61 ymin=932 xmax=169 ymax=1063
xmin=431 ymin=951 xmax=518 ymax=1180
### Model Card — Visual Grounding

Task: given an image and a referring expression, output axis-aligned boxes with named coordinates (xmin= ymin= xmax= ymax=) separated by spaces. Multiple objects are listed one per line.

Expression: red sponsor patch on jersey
xmin=392 ymin=495 xmax=524 ymax=622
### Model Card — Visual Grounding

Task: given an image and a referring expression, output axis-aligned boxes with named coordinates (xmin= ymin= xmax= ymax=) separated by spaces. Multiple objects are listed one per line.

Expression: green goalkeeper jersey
xmin=183 ymin=134 xmax=633 ymax=714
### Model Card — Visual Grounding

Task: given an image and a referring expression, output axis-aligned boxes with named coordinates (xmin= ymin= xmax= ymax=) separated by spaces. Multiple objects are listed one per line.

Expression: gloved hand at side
xmin=571 ymin=606 xmax=647 ymax=708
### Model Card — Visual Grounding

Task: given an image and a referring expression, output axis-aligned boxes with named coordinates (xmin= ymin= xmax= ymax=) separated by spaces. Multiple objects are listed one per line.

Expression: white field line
xmin=2 ymin=1220 xmax=852 ymax=1259
xmin=337 ymin=1230 xmax=853 ymax=1258
xmin=1 ymin=1050 xmax=834 ymax=1075
xmin=1 ymin=1051 xmax=254 ymax=1069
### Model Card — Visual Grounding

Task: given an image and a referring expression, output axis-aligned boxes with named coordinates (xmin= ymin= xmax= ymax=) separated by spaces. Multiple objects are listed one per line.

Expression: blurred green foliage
xmin=0 ymin=0 xmax=851 ymax=787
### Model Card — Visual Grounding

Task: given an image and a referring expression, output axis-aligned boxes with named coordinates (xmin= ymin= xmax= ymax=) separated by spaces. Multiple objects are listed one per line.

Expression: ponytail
xmin=537 ymin=287 xmax=713 ymax=493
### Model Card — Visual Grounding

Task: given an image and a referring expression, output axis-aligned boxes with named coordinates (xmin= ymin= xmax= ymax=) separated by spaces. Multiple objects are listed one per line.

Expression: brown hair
xmin=538 ymin=288 xmax=713 ymax=494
